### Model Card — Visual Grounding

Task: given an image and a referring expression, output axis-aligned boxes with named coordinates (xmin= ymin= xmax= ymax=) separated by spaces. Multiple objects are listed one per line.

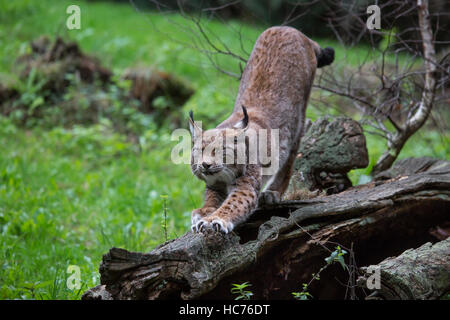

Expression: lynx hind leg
xmin=258 ymin=190 xmax=281 ymax=206
xmin=259 ymin=132 xmax=302 ymax=206
xmin=258 ymin=157 xmax=296 ymax=206
xmin=259 ymin=170 xmax=294 ymax=206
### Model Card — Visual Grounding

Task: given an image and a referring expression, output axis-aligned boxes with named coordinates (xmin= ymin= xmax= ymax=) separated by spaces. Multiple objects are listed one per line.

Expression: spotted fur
xmin=190 ymin=27 xmax=334 ymax=234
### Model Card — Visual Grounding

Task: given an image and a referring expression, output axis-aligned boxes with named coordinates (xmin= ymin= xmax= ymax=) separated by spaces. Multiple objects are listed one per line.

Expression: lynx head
xmin=189 ymin=107 xmax=249 ymax=187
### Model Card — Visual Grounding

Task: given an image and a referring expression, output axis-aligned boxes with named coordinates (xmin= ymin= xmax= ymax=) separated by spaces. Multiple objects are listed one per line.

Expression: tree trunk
xmin=82 ymin=157 xmax=450 ymax=300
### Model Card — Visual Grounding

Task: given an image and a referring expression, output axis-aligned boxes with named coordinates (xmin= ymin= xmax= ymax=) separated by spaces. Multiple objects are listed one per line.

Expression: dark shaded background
xmin=87 ymin=0 xmax=450 ymax=51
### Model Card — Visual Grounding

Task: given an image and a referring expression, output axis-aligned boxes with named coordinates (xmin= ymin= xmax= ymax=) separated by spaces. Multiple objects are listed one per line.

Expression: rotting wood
xmin=357 ymin=238 xmax=450 ymax=300
xmin=82 ymin=157 xmax=449 ymax=300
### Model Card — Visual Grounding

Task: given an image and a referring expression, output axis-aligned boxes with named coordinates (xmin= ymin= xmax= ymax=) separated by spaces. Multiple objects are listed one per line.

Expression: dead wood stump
xmin=285 ymin=116 xmax=369 ymax=199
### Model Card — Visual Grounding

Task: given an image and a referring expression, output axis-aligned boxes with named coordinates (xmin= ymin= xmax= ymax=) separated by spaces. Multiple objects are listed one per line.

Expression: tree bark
xmin=285 ymin=116 xmax=368 ymax=197
xmin=82 ymin=157 xmax=450 ymax=300
xmin=358 ymin=238 xmax=450 ymax=300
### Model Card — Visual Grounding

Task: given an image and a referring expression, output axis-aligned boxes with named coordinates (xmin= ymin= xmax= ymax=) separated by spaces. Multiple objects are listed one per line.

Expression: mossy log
xmin=82 ymin=157 xmax=450 ymax=300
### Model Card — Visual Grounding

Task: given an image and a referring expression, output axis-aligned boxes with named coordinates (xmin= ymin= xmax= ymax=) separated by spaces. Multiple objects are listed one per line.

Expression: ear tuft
xmin=241 ymin=105 xmax=249 ymax=128
xmin=189 ymin=110 xmax=195 ymax=137
xmin=189 ymin=110 xmax=203 ymax=139
xmin=234 ymin=105 xmax=249 ymax=129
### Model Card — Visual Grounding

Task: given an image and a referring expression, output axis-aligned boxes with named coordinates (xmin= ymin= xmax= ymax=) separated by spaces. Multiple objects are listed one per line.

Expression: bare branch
xmin=372 ymin=0 xmax=438 ymax=175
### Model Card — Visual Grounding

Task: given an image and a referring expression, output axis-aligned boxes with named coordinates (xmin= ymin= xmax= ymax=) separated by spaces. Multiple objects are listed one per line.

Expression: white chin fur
xmin=203 ymin=168 xmax=236 ymax=187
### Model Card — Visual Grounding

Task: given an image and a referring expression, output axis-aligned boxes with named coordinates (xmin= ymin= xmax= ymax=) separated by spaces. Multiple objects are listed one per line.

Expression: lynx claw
xmin=213 ymin=222 xmax=221 ymax=233
xmin=192 ymin=220 xmax=204 ymax=233
xmin=191 ymin=207 xmax=217 ymax=232
xmin=191 ymin=217 xmax=234 ymax=234
xmin=211 ymin=218 xmax=233 ymax=234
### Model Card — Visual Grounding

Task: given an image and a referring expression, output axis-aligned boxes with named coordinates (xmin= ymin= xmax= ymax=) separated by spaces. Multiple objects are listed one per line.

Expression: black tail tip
xmin=317 ymin=47 xmax=335 ymax=68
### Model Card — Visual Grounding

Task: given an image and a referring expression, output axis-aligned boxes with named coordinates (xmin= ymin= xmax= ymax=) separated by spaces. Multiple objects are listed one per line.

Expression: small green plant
xmin=231 ymin=282 xmax=253 ymax=300
xmin=292 ymin=284 xmax=313 ymax=300
xmin=292 ymin=246 xmax=348 ymax=300
xmin=325 ymin=245 xmax=348 ymax=270
xmin=12 ymin=67 xmax=47 ymax=123
xmin=160 ymin=195 xmax=169 ymax=242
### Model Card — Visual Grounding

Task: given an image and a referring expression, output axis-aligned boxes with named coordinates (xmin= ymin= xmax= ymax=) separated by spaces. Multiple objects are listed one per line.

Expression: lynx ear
xmin=233 ymin=105 xmax=249 ymax=130
xmin=189 ymin=110 xmax=202 ymax=139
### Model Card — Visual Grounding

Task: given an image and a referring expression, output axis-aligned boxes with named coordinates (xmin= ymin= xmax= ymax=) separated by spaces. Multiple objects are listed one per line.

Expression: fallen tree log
xmin=82 ymin=157 xmax=450 ymax=300
xmin=357 ymin=238 xmax=450 ymax=300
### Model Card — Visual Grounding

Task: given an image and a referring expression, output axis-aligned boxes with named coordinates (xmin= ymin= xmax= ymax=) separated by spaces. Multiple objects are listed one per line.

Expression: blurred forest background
xmin=0 ymin=0 xmax=448 ymax=299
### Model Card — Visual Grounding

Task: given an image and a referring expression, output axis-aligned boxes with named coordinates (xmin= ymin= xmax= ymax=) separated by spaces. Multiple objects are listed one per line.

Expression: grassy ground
xmin=0 ymin=0 xmax=448 ymax=299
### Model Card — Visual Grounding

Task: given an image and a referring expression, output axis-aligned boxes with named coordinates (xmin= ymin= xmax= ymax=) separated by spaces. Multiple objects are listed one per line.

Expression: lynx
xmin=189 ymin=26 xmax=334 ymax=234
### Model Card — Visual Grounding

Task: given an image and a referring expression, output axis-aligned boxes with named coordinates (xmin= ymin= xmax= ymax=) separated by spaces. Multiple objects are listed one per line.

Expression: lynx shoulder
xmin=189 ymin=26 xmax=334 ymax=234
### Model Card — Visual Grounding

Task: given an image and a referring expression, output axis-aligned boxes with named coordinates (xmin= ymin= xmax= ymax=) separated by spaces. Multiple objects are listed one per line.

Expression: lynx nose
xmin=202 ymin=162 xmax=211 ymax=169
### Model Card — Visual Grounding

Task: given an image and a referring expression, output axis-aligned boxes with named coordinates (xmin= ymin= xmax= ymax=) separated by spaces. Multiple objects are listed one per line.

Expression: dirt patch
xmin=123 ymin=68 xmax=194 ymax=128
xmin=0 ymin=36 xmax=194 ymax=133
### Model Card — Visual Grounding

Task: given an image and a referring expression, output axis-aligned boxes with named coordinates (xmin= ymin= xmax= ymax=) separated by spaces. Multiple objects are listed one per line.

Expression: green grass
xmin=0 ymin=0 xmax=448 ymax=299
xmin=0 ymin=117 xmax=201 ymax=299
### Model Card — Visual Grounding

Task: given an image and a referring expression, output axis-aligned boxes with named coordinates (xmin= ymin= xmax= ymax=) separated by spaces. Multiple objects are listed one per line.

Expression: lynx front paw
xmin=191 ymin=207 xmax=216 ymax=230
xmin=192 ymin=216 xmax=234 ymax=234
